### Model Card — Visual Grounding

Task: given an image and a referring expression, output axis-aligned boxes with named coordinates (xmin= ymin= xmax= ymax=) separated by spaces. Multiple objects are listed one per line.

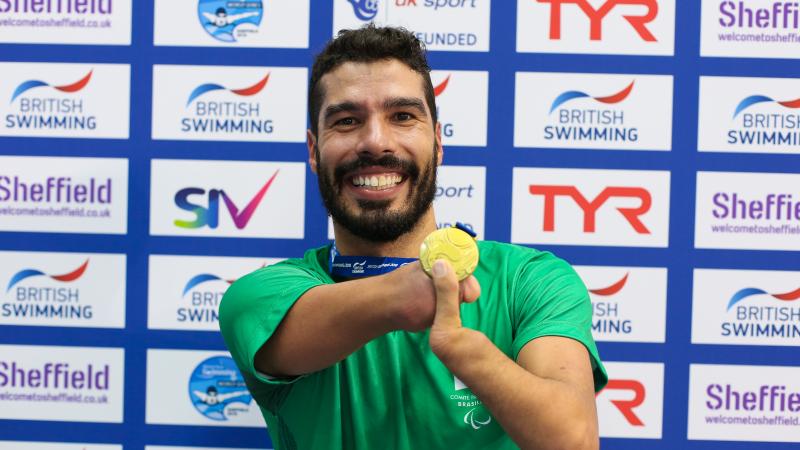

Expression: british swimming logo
xmin=181 ymin=72 xmax=273 ymax=135
xmin=549 ymin=81 xmax=634 ymax=113
xmin=189 ymin=355 xmax=252 ymax=421
xmin=197 ymin=0 xmax=263 ymax=43
xmin=6 ymin=259 xmax=89 ymax=292
xmin=186 ymin=72 xmax=269 ymax=106
xmin=726 ymin=286 xmax=800 ymax=310
xmin=348 ymin=0 xmax=379 ymax=21
xmin=10 ymin=71 xmax=93 ymax=103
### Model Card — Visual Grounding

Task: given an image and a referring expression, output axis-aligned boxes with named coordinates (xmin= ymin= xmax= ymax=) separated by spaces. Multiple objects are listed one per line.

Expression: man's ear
xmin=434 ymin=122 xmax=444 ymax=166
xmin=307 ymin=129 xmax=318 ymax=174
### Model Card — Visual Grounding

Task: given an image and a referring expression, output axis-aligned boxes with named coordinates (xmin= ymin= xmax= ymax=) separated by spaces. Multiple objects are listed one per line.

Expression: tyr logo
xmin=598 ymin=379 xmax=646 ymax=426
xmin=536 ymin=0 xmax=658 ymax=41
xmin=529 ymin=185 xmax=651 ymax=234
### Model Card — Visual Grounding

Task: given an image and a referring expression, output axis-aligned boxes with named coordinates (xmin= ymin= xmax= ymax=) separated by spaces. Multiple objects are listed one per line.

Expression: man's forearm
xmin=432 ymin=330 xmax=599 ymax=450
xmin=255 ymin=276 xmax=399 ymax=376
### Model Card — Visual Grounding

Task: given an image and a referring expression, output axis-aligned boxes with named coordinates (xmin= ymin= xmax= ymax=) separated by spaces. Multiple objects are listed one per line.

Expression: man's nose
xmin=356 ymin=116 xmax=394 ymax=156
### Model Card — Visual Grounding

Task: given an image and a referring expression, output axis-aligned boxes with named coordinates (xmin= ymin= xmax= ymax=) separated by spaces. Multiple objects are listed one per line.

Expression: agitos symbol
xmin=598 ymin=379 xmax=646 ymax=426
xmin=529 ymin=185 xmax=651 ymax=234
xmin=536 ymin=0 xmax=658 ymax=41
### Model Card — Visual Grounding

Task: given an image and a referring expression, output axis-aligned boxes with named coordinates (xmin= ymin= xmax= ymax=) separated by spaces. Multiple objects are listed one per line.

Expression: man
xmin=220 ymin=25 xmax=607 ymax=450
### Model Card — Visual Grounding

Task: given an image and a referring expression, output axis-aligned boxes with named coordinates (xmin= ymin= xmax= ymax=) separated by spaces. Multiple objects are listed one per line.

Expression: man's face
xmin=308 ymin=59 xmax=442 ymax=242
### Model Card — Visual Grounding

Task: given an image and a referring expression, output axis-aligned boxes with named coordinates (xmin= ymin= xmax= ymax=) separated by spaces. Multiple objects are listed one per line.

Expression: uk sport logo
xmin=517 ymin=0 xmax=675 ymax=55
xmin=511 ymin=168 xmax=670 ymax=247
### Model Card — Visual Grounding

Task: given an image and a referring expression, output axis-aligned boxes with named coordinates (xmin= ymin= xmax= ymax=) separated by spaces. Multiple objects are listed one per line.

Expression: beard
xmin=316 ymin=143 xmax=438 ymax=243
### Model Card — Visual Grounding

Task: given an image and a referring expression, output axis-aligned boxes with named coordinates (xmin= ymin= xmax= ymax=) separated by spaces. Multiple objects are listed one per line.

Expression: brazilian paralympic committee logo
xmin=197 ymin=0 xmax=264 ymax=43
xmin=348 ymin=0 xmax=379 ymax=21
xmin=189 ymin=356 xmax=252 ymax=421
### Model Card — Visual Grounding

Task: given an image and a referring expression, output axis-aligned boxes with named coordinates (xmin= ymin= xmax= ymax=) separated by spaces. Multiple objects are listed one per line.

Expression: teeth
xmin=351 ymin=173 xmax=403 ymax=190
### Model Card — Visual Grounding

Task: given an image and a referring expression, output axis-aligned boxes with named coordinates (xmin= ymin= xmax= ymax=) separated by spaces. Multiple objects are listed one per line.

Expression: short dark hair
xmin=308 ymin=24 xmax=437 ymax=136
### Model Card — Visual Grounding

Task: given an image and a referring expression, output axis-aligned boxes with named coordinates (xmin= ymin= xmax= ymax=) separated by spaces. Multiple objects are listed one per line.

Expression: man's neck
xmin=332 ymin=210 xmax=437 ymax=259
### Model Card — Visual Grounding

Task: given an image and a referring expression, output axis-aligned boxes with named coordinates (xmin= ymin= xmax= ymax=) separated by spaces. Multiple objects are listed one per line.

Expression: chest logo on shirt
xmin=450 ymin=374 xmax=493 ymax=429
xmin=464 ymin=407 xmax=492 ymax=430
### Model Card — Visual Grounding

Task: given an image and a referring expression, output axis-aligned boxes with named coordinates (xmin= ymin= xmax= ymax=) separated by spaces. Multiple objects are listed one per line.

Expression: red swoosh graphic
xmin=231 ymin=73 xmax=270 ymax=96
xmin=433 ymin=75 xmax=451 ymax=97
xmin=50 ymin=259 xmax=89 ymax=282
xmin=589 ymin=273 xmax=629 ymax=296
xmin=773 ymin=287 xmax=800 ymax=301
xmin=595 ymin=81 xmax=635 ymax=104
xmin=778 ymin=98 xmax=800 ymax=108
xmin=55 ymin=70 xmax=93 ymax=93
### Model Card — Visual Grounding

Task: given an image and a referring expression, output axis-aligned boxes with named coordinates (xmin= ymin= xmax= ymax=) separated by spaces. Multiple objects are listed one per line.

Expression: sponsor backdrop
xmin=0 ymin=0 xmax=797 ymax=449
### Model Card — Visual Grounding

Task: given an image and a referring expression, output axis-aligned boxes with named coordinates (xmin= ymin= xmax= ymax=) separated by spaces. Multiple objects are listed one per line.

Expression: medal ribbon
xmin=329 ymin=243 xmax=416 ymax=278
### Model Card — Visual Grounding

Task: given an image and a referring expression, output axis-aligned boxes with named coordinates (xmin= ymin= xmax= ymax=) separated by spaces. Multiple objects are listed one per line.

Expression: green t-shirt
xmin=220 ymin=241 xmax=607 ymax=450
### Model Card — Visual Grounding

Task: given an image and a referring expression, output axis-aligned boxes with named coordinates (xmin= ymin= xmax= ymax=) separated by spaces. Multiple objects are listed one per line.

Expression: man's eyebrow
xmin=323 ymin=101 xmax=361 ymax=121
xmin=384 ymin=97 xmax=427 ymax=115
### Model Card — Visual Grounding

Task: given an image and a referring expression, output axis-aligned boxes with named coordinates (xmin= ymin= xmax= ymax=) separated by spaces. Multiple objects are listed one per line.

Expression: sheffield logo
xmin=598 ymin=379 xmax=646 ymax=426
xmin=6 ymin=70 xmax=96 ymax=131
xmin=174 ymin=170 xmax=279 ymax=229
xmin=546 ymin=80 xmax=638 ymax=143
xmin=181 ymin=72 xmax=273 ymax=135
xmin=348 ymin=0 xmax=379 ymax=20
xmin=536 ymin=0 xmax=658 ymax=41
xmin=197 ymin=0 xmax=263 ymax=43
xmin=529 ymin=185 xmax=651 ymax=234
xmin=189 ymin=356 xmax=252 ymax=421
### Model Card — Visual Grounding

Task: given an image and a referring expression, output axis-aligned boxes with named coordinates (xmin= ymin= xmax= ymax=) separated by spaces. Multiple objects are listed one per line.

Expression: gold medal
xmin=419 ymin=224 xmax=479 ymax=281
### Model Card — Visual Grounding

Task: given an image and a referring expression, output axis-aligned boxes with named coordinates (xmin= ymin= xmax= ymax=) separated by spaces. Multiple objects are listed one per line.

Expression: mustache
xmin=333 ymin=153 xmax=420 ymax=183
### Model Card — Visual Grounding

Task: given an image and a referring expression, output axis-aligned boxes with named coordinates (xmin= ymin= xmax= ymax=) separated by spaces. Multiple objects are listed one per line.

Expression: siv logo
xmin=7 ymin=70 xmax=96 ymax=131
xmin=188 ymin=356 xmax=252 ymax=421
xmin=529 ymin=185 xmax=652 ymax=234
xmin=545 ymin=80 xmax=638 ymax=143
xmin=197 ymin=0 xmax=263 ymax=43
xmin=174 ymin=170 xmax=279 ymax=230
xmin=537 ymin=0 xmax=658 ymax=41
xmin=182 ymin=73 xmax=273 ymax=135
xmin=598 ymin=379 xmax=646 ymax=426
xmin=348 ymin=0 xmax=379 ymax=20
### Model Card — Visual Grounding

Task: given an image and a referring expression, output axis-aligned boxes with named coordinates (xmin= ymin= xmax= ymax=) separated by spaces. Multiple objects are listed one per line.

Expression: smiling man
xmin=220 ymin=25 xmax=607 ymax=450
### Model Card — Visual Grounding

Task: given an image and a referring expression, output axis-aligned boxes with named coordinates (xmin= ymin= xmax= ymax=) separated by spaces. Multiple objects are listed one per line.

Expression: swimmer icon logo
xmin=197 ymin=0 xmax=263 ymax=43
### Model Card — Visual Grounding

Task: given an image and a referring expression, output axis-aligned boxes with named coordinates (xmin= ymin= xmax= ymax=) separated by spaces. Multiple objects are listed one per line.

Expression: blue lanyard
xmin=328 ymin=243 xmax=417 ymax=278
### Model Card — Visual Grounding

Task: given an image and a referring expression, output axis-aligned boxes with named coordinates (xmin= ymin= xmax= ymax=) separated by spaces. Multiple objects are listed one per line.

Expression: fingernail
xmin=432 ymin=260 xmax=446 ymax=277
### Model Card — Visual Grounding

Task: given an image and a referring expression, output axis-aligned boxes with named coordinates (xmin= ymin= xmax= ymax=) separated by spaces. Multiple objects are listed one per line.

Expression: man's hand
xmin=427 ymin=259 xmax=482 ymax=362
xmin=387 ymin=260 xmax=480 ymax=333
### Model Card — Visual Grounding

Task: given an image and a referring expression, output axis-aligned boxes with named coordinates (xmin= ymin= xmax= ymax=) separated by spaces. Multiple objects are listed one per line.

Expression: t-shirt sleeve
xmin=219 ymin=261 xmax=325 ymax=385
xmin=510 ymin=254 xmax=608 ymax=391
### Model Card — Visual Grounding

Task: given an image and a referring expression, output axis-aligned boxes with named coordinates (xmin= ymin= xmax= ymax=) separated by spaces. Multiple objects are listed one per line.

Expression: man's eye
xmin=395 ymin=112 xmax=413 ymax=121
xmin=335 ymin=117 xmax=356 ymax=126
